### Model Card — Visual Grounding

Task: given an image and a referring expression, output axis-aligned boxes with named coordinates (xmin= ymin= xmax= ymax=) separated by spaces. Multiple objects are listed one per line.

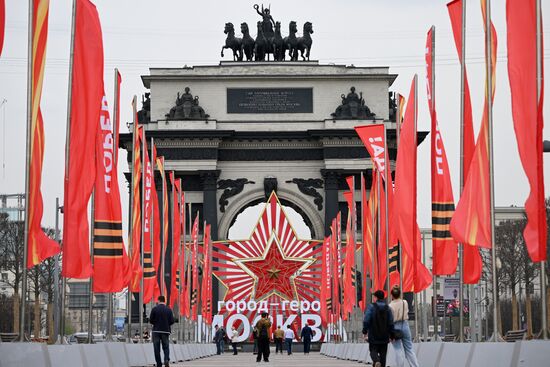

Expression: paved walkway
xmin=170 ymin=351 xmax=360 ymax=367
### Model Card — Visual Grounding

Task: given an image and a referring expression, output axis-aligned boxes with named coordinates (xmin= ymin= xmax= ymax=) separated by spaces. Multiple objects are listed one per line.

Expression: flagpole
xmin=412 ymin=74 xmax=420 ymax=342
xmin=536 ymin=0 xmax=548 ymax=341
xmin=485 ymin=0 xmax=500 ymax=342
xmin=53 ymin=197 xmax=61 ymax=343
xmin=371 ymin=175 xmax=376 ymax=307
xmin=139 ymin=129 xmax=146 ymax=343
xmin=428 ymin=24 xmax=441 ymax=343
xmin=382 ymin=127 xmax=391 ymax=303
xmin=161 ymin=159 xmax=166 ymax=297
xmin=455 ymin=0 xmax=467 ymax=342
xmin=183 ymin=193 xmax=187 ymax=342
xmin=20 ymin=0 xmax=35 ymax=343
xmin=87 ymin=193 xmax=95 ymax=343
xmin=149 ymin=137 xmax=155 ymax=333
xmin=395 ymin=97 xmax=403 ymax=293
xmin=127 ymin=96 xmax=138 ymax=342
xmin=105 ymin=68 xmax=120 ymax=343
xmin=170 ymin=172 xmax=178 ymax=342
xmin=187 ymin=202 xmax=192 ymax=342
xmin=376 ymin=170 xmax=382 ymax=298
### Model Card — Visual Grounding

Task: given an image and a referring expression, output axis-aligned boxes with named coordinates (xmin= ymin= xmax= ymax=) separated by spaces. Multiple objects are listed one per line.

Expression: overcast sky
xmin=0 ymin=0 xmax=549 ymax=239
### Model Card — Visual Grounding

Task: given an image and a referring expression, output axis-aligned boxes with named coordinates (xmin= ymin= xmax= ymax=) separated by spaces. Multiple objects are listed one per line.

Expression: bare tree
xmin=0 ymin=214 xmax=24 ymax=333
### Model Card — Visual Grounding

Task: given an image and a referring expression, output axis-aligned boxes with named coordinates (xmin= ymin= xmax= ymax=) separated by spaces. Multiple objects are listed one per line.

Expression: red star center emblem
xmin=233 ymin=232 xmax=315 ymax=301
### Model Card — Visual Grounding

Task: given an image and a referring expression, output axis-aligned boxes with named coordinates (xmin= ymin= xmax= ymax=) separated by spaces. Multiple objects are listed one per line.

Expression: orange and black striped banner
xmin=27 ymin=0 xmax=60 ymax=268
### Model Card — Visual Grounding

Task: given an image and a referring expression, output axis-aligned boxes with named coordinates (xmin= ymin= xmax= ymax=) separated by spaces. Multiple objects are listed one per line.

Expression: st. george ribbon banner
xmin=212 ymin=192 xmax=326 ymax=341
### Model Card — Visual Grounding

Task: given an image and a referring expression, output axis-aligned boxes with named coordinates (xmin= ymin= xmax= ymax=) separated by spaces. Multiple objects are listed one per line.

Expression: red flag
xmin=201 ymin=224 xmax=212 ymax=323
xmin=191 ymin=214 xmax=200 ymax=320
xmin=151 ymin=145 xmax=161 ymax=299
xmin=345 ymin=177 xmax=357 ymax=311
xmin=447 ymin=0 xmax=475 ymax=178
xmin=142 ymin=139 xmax=157 ymax=304
xmin=342 ymin=188 xmax=356 ymax=319
xmin=27 ymin=0 xmax=61 ymax=268
xmin=156 ymin=156 xmax=169 ymax=295
xmin=447 ymin=0 xmax=483 ymax=282
xmin=507 ymin=0 xmax=547 ymax=262
xmin=320 ymin=236 xmax=332 ymax=326
xmin=330 ymin=215 xmax=341 ymax=319
xmin=360 ymin=175 xmax=372 ymax=311
xmin=355 ymin=124 xmax=388 ymax=178
xmin=129 ymin=126 xmax=143 ymax=292
xmin=62 ymin=0 xmax=103 ymax=278
xmin=92 ymin=95 xmax=130 ymax=292
xmin=450 ymin=0 xmax=498 ymax=253
xmin=169 ymin=173 xmax=181 ymax=309
xmin=426 ymin=27 xmax=458 ymax=276
xmin=393 ymin=76 xmax=432 ymax=293
xmin=0 ymin=0 xmax=5 ymax=56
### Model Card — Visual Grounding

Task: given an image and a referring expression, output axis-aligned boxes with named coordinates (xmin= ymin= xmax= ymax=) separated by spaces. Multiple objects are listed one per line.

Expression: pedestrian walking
xmin=273 ymin=325 xmax=284 ymax=354
xmin=149 ymin=296 xmax=175 ymax=367
xmin=300 ymin=323 xmax=313 ymax=355
xmin=255 ymin=312 xmax=272 ymax=362
xmin=362 ymin=290 xmax=395 ymax=367
xmin=213 ymin=325 xmax=226 ymax=355
xmin=284 ymin=325 xmax=295 ymax=355
xmin=231 ymin=326 xmax=239 ymax=355
xmin=389 ymin=286 xmax=419 ymax=367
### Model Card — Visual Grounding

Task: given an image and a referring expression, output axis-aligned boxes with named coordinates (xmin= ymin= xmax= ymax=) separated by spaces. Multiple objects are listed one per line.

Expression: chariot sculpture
xmin=221 ymin=4 xmax=313 ymax=62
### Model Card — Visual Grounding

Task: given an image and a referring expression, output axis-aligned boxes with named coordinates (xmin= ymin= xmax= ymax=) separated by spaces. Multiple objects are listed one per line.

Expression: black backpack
xmin=370 ymin=303 xmax=389 ymax=340
xmin=259 ymin=324 xmax=269 ymax=339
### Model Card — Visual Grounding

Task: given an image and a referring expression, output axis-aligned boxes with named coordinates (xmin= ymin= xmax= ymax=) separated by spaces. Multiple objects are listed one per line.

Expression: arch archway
xmin=217 ymin=187 xmax=324 ymax=241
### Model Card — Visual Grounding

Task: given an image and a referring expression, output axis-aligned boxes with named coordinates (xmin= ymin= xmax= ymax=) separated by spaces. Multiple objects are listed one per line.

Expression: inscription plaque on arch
xmin=227 ymin=88 xmax=313 ymax=114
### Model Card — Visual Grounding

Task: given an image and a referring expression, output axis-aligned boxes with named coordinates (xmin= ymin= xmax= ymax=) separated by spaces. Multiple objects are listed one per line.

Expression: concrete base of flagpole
xmin=490 ymin=331 xmax=504 ymax=342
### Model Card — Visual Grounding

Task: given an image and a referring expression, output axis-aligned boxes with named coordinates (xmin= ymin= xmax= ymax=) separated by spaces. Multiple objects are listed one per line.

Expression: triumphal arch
xmin=123 ymin=5 xmax=405 ymax=334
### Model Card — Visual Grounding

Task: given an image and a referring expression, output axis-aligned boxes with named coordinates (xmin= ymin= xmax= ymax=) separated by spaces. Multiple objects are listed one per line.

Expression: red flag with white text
xmin=93 ymin=95 xmax=130 ymax=292
xmin=426 ymin=27 xmax=458 ymax=276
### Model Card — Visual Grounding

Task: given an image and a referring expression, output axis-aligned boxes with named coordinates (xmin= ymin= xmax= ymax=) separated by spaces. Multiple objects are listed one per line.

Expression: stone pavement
xmin=169 ymin=350 xmax=360 ymax=367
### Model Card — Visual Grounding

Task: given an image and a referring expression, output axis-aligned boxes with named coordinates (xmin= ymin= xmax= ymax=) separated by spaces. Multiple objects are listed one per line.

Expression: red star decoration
xmin=234 ymin=233 xmax=314 ymax=301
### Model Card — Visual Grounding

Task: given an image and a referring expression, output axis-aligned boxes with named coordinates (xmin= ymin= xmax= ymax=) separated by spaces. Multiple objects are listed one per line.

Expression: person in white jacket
xmin=230 ymin=326 xmax=239 ymax=355
xmin=389 ymin=286 xmax=419 ymax=367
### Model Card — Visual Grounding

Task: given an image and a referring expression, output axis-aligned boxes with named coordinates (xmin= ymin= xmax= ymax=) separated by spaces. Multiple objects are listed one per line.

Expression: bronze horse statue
xmin=272 ymin=21 xmax=285 ymax=61
xmin=221 ymin=23 xmax=243 ymax=61
xmin=296 ymin=22 xmax=313 ymax=61
xmin=241 ymin=22 xmax=255 ymax=61
xmin=254 ymin=21 xmax=269 ymax=61
xmin=284 ymin=21 xmax=299 ymax=61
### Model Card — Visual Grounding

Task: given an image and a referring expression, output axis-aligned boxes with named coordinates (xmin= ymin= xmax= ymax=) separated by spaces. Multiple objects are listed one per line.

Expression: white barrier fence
xmin=320 ymin=340 xmax=550 ymax=367
xmin=0 ymin=342 xmax=216 ymax=367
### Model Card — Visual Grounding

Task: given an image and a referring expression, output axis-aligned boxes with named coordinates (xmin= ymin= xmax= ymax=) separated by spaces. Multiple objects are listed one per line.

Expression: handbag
xmin=391 ymin=300 xmax=405 ymax=340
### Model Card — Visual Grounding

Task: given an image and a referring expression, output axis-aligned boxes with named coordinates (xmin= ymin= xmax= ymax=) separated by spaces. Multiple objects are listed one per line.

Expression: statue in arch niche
xmin=165 ymin=87 xmax=209 ymax=120
xmin=331 ymin=87 xmax=376 ymax=120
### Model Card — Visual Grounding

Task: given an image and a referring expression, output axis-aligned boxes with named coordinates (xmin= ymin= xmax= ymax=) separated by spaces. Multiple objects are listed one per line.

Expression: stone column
xmin=199 ymin=170 xmax=220 ymax=314
xmin=321 ymin=169 xmax=341 ymax=236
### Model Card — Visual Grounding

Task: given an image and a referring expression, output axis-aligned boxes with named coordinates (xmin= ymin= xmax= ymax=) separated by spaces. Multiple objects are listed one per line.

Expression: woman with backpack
xmin=389 ymin=286 xmax=419 ymax=367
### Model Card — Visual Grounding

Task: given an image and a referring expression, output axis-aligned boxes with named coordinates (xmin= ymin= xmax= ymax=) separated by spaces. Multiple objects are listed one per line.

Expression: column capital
xmin=199 ymin=170 xmax=221 ymax=190
xmin=321 ymin=169 xmax=343 ymax=189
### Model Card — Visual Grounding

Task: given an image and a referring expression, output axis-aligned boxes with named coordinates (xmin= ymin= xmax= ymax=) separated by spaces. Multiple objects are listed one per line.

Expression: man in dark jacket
xmin=255 ymin=312 xmax=272 ymax=362
xmin=149 ymin=296 xmax=175 ymax=367
xmin=300 ymin=323 xmax=313 ymax=355
xmin=363 ymin=290 xmax=394 ymax=367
